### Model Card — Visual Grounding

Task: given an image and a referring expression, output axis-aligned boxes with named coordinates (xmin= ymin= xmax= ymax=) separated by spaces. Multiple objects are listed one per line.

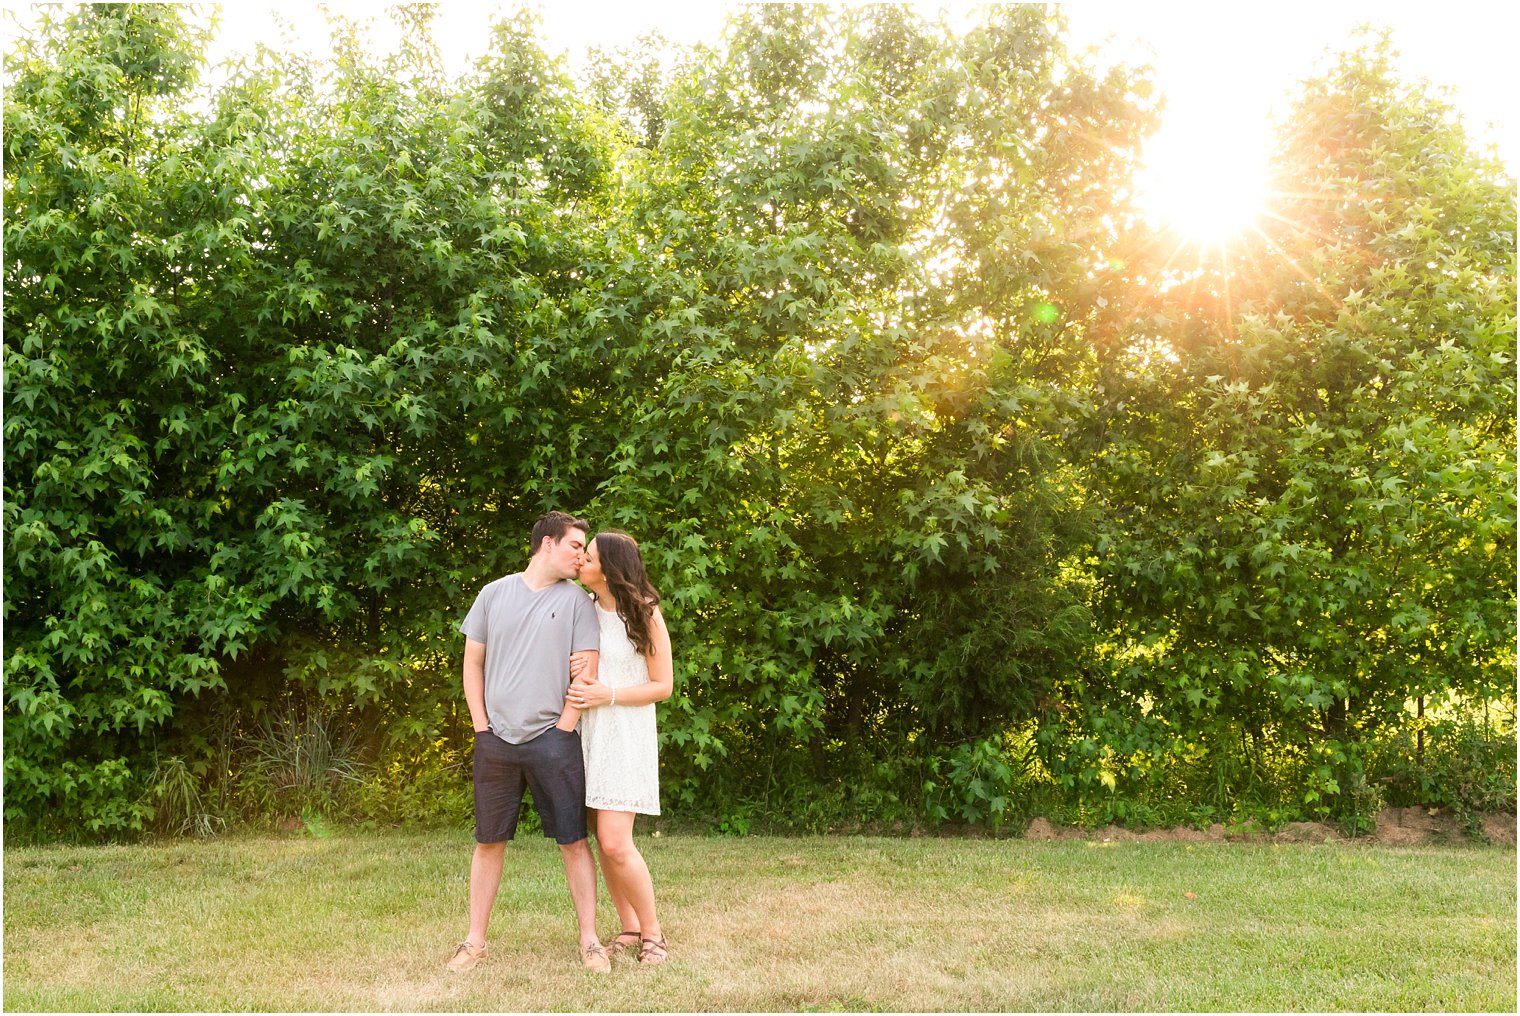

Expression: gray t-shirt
xmin=459 ymin=574 xmax=600 ymax=744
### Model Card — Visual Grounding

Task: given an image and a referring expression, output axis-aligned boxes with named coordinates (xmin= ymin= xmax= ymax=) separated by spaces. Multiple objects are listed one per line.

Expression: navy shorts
xmin=472 ymin=727 xmax=588 ymax=845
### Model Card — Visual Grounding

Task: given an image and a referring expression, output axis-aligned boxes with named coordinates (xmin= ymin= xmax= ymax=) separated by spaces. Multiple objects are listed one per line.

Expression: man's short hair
xmin=531 ymin=510 xmax=590 ymax=552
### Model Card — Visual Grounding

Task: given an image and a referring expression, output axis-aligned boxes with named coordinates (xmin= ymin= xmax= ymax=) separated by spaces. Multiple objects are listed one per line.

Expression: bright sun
xmin=1134 ymin=124 xmax=1269 ymax=248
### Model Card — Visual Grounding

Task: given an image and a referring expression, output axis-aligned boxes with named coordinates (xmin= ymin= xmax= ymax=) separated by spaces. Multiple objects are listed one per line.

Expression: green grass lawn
xmin=3 ymin=829 xmax=1514 ymax=1012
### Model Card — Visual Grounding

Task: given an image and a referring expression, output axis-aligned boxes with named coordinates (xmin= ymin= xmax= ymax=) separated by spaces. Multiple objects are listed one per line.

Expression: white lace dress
xmin=580 ymin=603 xmax=660 ymax=814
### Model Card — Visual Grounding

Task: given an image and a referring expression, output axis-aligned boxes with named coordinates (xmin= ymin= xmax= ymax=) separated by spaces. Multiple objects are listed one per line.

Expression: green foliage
xmin=352 ymin=735 xmax=472 ymax=828
xmin=586 ymin=3 xmax=1152 ymax=822
xmin=237 ymin=705 xmax=367 ymax=819
xmin=1076 ymin=31 xmax=1516 ymax=825
xmin=5 ymin=4 xmax=233 ymax=834
xmin=1367 ymin=698 xmax=1518 ymax=835
xmin=142 ymin=754 xmax=223 ymax=837
xmin=4 ymin=4 xmax=620 ymax=833
xmin=924 ymin=738 xmax=1020 ymax=832
xmin=3 ymin=10 xmax=1511 ymax=839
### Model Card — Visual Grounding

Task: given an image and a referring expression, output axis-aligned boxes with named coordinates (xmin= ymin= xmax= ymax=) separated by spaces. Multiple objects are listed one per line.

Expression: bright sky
xmin=1060 ymin=2 xmax=1517 ymax=238
xmin=5 ymin=2 xmax=1515 ymax=238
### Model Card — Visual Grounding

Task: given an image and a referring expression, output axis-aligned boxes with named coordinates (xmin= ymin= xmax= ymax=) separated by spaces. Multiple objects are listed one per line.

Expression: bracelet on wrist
xmin=610 ymin=687 xmax=617 ymax=707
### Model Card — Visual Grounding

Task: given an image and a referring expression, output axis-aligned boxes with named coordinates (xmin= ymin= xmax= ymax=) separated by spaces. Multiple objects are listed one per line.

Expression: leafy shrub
xmin=1423 ymin=720 xmax=1518 ymax=820
xmin=353 ymin=736 xmax=472 ymax=828
xmin=1368 ymin=705 xmax=1518 ymax=834
xmin=924 ymin=739 xmax=1021 ymax=833
xmin=28 ymin=759 xmax=152 ymax=840
xmin=1329 ymin=764 xmax=1385 ymax=838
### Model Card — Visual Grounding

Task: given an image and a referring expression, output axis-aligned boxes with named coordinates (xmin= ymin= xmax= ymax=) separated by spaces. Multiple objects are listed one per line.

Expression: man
xmin=447 ymin=510 xmax=610 ymax=974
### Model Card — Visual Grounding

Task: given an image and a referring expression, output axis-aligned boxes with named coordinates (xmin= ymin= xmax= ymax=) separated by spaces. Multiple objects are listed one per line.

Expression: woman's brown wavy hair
xmin=594 ymin=531 xmax=661 ymax=655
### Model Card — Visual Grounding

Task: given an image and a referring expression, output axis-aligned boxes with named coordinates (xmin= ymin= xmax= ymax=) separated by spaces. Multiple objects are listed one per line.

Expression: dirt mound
xmin=1273 ymin=821 xmax=1341 ymax=843
xmin=1024 ymin=817 xmax=1059 ymax=840
xmin=1482 ymin=813 xmax=1517 ymax=845
xmin=1139 ymin=825 xmax=1216 ymax=843
xmin=1374 ymin=806 xmax=1443 ymax=846
xmin=1018 ymin=809 xmax=1515 ymax=846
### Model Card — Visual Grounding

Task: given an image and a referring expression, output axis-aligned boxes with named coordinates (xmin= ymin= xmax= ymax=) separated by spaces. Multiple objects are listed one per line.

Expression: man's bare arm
xmin=557 ymin=650 xmax=598 ymax=730
xmin=463 ymin=638 xmax=489 ymax=733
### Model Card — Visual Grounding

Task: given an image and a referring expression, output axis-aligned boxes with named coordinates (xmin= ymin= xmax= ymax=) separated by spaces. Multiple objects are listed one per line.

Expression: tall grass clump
xmin=237 ymin=705 xmax=368 ymax=822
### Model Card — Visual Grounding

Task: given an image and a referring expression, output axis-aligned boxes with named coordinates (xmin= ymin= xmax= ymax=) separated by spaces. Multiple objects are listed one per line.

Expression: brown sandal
xmin=638 ymin=935 xmax=669 ymax=966
xmin=606 ymin=930 xmax=641 ymax=957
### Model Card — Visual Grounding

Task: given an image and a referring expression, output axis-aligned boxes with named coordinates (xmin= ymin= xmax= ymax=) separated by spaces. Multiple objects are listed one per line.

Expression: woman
xmin=566 ymin=530 xmax=673 ymax=966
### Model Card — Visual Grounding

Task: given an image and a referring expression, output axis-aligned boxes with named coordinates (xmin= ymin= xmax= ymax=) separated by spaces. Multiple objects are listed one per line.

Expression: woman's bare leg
xmin=594 ymin=809 xmax=660 ymax=943
xmin=592 ymin=808 xmax=642 ymax=940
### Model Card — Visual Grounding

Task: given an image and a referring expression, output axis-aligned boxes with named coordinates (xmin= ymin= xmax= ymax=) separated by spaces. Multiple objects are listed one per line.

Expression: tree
xmin=1084 ymin=34 xmax=1516 ymax=821
xmin=3 ymin=5 xmax=625 ymax=833
xmin=582 ymin=4 xmax=1154 ymax=820
xmin=6 ymin=4 xmax=244 ymax=832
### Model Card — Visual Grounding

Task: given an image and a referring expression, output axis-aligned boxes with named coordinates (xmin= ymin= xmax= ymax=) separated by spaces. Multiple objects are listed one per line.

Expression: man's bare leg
xmin=447 ymin=841 xmax=505 ymax=971
xmin=467 ymin=841 xmax=506 ymax=945
xmin=559 ymin=838 xmax=607 ymax=969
